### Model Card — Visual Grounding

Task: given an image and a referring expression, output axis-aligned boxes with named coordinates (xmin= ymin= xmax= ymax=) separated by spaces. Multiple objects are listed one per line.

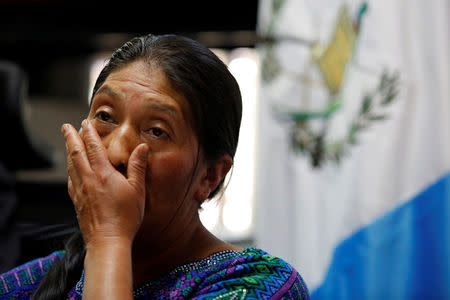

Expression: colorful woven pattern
xmin=70 ymin=247 xmax=309 ymax=299
xmin=1 ymin=248 xmax=309 ymax=299
xmin=0 ymin=251 xmax=64 ymax=300
xmin=190 ymin=248 xmax=309 ymax=299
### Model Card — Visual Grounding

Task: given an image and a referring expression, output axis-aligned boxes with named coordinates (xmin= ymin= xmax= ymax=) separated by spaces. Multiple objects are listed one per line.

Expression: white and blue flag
xmin=255 ymin=0 xmax=449 ymax=299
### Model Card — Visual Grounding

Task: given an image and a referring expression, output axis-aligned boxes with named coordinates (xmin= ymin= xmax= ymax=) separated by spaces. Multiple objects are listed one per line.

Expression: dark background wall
xmin=0 ymin=0 xmax=258 ymax=99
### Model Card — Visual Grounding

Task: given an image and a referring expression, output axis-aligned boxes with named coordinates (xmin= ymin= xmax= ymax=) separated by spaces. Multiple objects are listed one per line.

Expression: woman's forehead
xmin=93 ymin=61 xmax=196 ymax=125
xmin=105 ymin=61 xmax=175 ymax=98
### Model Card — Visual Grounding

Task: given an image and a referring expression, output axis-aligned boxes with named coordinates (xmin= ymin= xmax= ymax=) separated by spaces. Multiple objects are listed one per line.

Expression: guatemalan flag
xmin=255 ymin=0 xmax=449 ymax=299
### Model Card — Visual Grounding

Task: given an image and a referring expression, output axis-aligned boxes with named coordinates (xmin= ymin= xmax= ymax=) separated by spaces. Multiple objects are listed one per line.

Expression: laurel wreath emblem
xmin=258 ymin=1 xmax=400 ymax=167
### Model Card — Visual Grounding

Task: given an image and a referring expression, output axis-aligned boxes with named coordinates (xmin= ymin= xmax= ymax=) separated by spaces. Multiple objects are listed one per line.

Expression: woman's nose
xmin=105 ymin=125 xmax=138 ymax=174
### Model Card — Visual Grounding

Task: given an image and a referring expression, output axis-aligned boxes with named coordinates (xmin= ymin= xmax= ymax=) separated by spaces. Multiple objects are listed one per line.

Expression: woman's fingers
xmin=127 ymin=143 xmax=149 ymax=196
xmin=81 ymin=119 xmax=112 ymax=173
xmin=62 ymin=123 xmax=92 ymax=184
xmin=67 ymin=176 xmax=77 ymax=204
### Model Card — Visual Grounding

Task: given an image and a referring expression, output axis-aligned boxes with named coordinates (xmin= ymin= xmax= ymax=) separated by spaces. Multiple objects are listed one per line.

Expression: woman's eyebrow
xmin=146 ymin=102 xmax=179 ymax=120
xmin=96 ymin=85 xmax=180 ymax=119
xmin=95 ymin=86 xmax=121 ymax=99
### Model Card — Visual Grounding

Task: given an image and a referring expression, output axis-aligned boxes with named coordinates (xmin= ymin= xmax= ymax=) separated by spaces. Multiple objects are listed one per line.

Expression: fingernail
xmin=81 ymin=119 xmax=87 ymax=128
xmin=61 ymin=124 xmax=69 ymax=134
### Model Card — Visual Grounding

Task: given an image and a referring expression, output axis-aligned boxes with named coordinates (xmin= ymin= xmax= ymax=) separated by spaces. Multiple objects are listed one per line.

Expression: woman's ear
xmin=195 ymin=154 xmax=233 ymax=203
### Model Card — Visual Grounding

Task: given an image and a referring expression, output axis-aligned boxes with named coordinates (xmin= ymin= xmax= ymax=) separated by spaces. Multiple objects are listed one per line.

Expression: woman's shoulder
xmin=0 ymin=250 xmax=65 ymax=299
xmin=194 ymin=247 xmax=310 ymax=299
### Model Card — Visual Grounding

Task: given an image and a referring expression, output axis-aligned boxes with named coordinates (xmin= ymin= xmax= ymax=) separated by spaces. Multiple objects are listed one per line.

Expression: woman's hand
xmin=62 ymin=119 xmax=149 ymax=249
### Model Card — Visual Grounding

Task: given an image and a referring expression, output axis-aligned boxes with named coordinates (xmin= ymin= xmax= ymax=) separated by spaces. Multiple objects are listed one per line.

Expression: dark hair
xmin=32 ymin=231 xmax=85 ymax=299
xmin=33 ymin=34 xmax=242 ymax=299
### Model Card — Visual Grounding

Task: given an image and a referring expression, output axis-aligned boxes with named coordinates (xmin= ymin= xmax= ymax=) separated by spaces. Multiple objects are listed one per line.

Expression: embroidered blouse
xmin=1 ymin=248 xmax=309 ymax=299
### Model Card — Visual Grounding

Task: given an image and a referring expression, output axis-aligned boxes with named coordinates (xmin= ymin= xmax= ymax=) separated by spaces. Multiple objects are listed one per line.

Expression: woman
xmin=0 ymin=34 xmax=309 ymax=299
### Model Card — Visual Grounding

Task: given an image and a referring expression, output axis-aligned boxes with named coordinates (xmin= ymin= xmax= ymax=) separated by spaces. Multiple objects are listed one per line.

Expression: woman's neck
xmin=130 ymin=214 xmax=237 ymax=286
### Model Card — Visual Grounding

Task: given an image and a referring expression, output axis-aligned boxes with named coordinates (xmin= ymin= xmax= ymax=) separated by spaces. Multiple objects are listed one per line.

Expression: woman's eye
xmin=95 ymin=111 xmax=113 ymax=123
xmin=148 ymin=128 xmax=168 ymax=138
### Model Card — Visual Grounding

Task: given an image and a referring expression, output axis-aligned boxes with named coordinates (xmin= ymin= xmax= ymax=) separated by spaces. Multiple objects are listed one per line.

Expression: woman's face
xmin=88 ymin=60 xmax=204 ymax=242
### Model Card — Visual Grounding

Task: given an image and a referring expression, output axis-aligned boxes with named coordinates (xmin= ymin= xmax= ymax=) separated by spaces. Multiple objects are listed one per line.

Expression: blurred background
xmin=0 ymin=0 xmax=448 ymax=299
